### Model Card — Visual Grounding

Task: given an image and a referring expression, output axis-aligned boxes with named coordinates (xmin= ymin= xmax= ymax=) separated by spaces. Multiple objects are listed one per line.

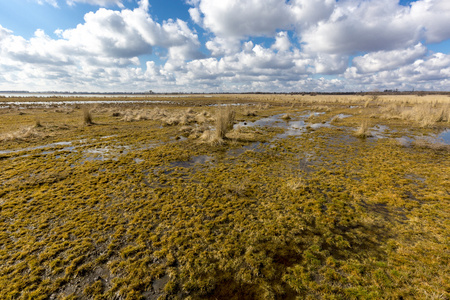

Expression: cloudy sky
xmin=0 ymin=0 xmax=449 ymax=93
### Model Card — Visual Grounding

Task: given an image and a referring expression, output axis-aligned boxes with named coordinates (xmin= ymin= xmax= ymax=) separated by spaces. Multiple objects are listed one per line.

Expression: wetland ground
xmin=0 ymin=94 xmax=449 ymax=299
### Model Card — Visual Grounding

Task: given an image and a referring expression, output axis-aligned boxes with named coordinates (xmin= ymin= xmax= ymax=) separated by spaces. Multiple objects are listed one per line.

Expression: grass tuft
xmin=354 ymin=121 xmax=372 ymax=138
xmin=215 ymin=105 xmax=235 ymax=140
xmin=83 ymin=108 xmax=94 ymax=125
xmin=34 ymin=118 xmax=43 ymax=128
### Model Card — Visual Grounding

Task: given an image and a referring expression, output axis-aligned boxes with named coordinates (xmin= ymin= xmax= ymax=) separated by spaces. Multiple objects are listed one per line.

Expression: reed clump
xmin=354 ymin=121 xmax=372 ymax=138
xmin=215 ymin=105 xmax=235 ymax=140
xmin=83 ymin=108 xmax=94 ymax=125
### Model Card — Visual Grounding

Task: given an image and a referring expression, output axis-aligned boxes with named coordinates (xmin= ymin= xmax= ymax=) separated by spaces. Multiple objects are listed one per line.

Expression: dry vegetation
xmin=354 ymin=121 xmax=372 ymax=138
xmin=0 ymin=94 xmax=449 ymax=299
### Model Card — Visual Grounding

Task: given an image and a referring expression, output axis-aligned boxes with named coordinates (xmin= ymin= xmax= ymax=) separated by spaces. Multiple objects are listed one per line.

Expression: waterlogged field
xmin=0 ymin=94 xmax=449 ymax=299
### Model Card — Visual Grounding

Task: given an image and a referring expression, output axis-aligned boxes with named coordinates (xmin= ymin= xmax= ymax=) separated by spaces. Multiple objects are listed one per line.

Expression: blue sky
xmin=0 ymin=0 xmax=449 ymax=92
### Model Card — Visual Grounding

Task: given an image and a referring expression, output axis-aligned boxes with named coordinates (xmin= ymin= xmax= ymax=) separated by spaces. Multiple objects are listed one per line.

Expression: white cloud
xmin=289 ymin=0 xmax=335 ymax=28
xmin=205 ymin=37 xmax=241 ymax=56
xmin=197 ymin=0 xmax=292 ymax=38
xmin=66 ymin=0 xmax=125 ymax=8
xmin=410 ymin=0 xmax=450 ymax=43
xmin=352 ymin=43 xmax=427 ymax=73
xmin=191 ymin=0 xmax=336 ymax=39
xmin=312 ymin=54 xmax=347 ymax=75
xmin=0 ymin=25 xmax=12 ymax=40
xmin=300 ymin=0 xmax=450 ymax=55
xmin=301 ymin=0 xmax=420 ymax=54
xmin=344 ymin=52 xmax=450 ymax=91
xmin=188 ymin=7 xmax=202 ymax=25
xmin=62 ymin=8 xmax=152 ymax=58
xmin=272 ymin=32 xmax=291 ymax=52
xmin=58 ymin=6 xmax=201 ymax=61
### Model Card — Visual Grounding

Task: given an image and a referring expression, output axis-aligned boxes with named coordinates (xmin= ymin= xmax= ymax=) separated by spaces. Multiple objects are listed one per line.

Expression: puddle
xmin=438 ymin=129 xmax=450 ymax=144
xmin=234 ymin=113 xmax=287 ymax=128
xmin=370 ymin=125 xmax=390 ymax=139
xmin=234 ymin=112 xmax=329 ymax=140
xmin=397 ymin=132 xmax=449 ymax=148
xmin=334 ymin=114 xmax=352 ymax=119
xmin=308 ymin=122 xmax=332 ymax=130
xmin=226 ymin=142 xmax=267 ymax=157
xmin=0 ymin=141 xmax=75 ymax=155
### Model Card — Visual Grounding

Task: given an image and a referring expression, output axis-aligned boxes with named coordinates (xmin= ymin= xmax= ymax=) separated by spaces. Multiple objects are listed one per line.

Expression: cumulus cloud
xmin=410 ymin=0 xmax=450 ymax=43
xmin=197 ymin=0 xmax=292 ymax=38
xmin=352 ymin=43 xmax=427 ymax=73
xmin=301 ymin=0 xmax=450 ymax=55
xmin=205 ymin=37 xmax=241 ymax=56
xmin=345 ymin=52 xmax=450 ymax=91
xmin=289 ymin=0 xmax=335 ymax=28
xmin=188 ymin=7 xmax=202 ymax=25
xmin=272 ymin=32 xmax=291 ymax=52
xmin=190 ymin=0 xmax=336 ymax=38
xmin=301 ymin=0 xmax=419 ymax=54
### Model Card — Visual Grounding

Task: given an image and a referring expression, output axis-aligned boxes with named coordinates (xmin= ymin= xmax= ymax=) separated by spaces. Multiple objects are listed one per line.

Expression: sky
xmin=0 ymin=0 xmax=449 ymax=93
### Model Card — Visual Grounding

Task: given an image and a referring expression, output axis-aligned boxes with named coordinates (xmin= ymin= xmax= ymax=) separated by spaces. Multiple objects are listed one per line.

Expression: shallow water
xmin=235 ymin=112 xmax=328 ymax=139
xmin=226 ymin=142 xmax=267 ymax=157
xmin=335 ymin=113 xmax=352 ymax=119
xmin=438 ymin=129 xmax=450 ymax=144
xmin=0 ymin=141 xmax=75 ymax=155
xmin=370 ymin=125 xmax=391 ymax=139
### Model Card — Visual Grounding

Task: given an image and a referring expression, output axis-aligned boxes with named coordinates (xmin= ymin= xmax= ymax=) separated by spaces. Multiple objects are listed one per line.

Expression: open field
xmin=0 ymin=94 xmax=449 ymax=299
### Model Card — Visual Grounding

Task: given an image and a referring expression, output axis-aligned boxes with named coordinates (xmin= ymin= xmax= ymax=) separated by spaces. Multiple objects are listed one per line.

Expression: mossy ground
xmin=0 ymin=95 xmax=449 ymax=299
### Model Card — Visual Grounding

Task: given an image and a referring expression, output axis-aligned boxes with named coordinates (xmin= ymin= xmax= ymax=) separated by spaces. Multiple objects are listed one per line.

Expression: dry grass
xmin=215 ymin=105 xmax=235 ymax=140
xmin=242 ymin=107 xmax=258 ymax=117
xmin=0 ymin=126 xmax=44 ymax=141
xmin=379 ymin=103 xmax=449 ymax=127
xmin=199 ymin=129 xmax=222 ymax=145
xmin=354 ymin=121 xmax=372 ymax=138
xmin=83 ymin=108 xmax=93 ymax=125
xmin=121 ymin=108 xmax=213 ymax=127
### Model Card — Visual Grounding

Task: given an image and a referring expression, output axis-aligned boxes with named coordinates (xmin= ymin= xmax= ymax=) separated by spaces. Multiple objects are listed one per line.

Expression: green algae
xmin=0 ymin=96 xmax=449 ymax=299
